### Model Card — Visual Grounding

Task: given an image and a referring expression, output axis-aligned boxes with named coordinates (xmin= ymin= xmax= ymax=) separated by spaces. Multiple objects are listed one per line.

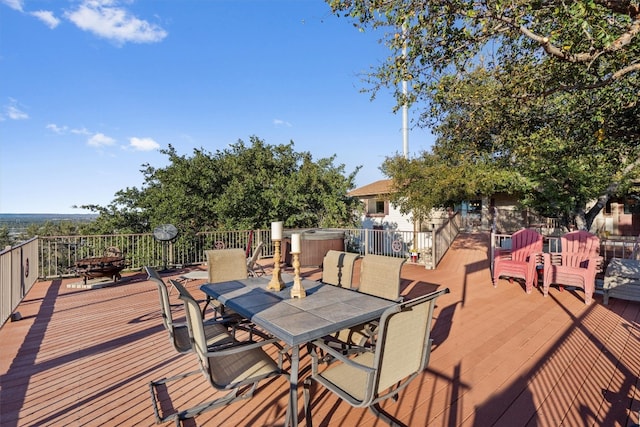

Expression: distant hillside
xmin=0 ymin=213 xmax=98 ymax=223
xmin=0 ymin=213 xmax=98 ymax=235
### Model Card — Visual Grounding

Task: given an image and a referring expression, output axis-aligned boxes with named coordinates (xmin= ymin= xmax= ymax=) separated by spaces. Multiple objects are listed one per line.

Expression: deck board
xmin=1 ymin=232 xmax=639 ymax=427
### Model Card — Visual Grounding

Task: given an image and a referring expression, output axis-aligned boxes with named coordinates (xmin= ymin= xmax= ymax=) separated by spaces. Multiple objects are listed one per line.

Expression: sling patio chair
xmin=326 ymin=254 xmax=407 ymax=351
xmin=493 ymin=228 xmax=544 ymax=294
xmin=146 ymin=268 xmax=246 ymax=425
xmin=303 ymin=288 xmax=450 ymax=427
xmin=203 ymin=248 xmax=249 ymax=315
xmin=144 ymin=266 xmax=236 ymax=353
xmin=543 ymin=230 xmax=603 ymax=304
xmin=320 ymin=250 xmax=360 ymax=288
xmin=358 ymin=254 xmax=407 ymax=302
xmin=246 ymin=241 xmax=266 ymax=277
xmin=150 ymin=279 xmax=287 ymax=426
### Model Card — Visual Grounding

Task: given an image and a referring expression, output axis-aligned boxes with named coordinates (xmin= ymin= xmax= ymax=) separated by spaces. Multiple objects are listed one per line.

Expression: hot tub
xmin=283 ymin=229 xmax=345 ymax=267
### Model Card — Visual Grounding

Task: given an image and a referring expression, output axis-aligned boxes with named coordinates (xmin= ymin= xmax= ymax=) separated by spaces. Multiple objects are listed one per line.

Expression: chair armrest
xmin=206 ymin=337 xmax=280 ymax=357
xmin=543 ymin=252 xmax=563 ymax=266
xmin=594 ymin=256 xmax=604 ymax=273
xmin=310 ymin=339 xmax=375 ymax=373
xmin=584 ymin=257 xmax=602 ymax=276
xmin=494 ymin=248 xmax=512 ymax=260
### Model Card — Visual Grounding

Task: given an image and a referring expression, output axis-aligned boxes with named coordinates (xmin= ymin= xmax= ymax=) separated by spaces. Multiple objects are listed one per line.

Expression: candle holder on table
xmin=267 ymin=221 xmax=285 ymax=291
xmin=290 ymin=252 xmax=306 ymax=298
xmin=290 ymin=233 xmax=306 ymax=298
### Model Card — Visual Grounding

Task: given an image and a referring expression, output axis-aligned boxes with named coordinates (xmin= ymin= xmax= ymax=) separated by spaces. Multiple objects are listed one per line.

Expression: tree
xmin=82 ymin=137 xmax=362 ymax=235
xmin=0 ymin=226 xmax=12 ymax=249
xmin=328 ymin=0 xmax=640 ymax=228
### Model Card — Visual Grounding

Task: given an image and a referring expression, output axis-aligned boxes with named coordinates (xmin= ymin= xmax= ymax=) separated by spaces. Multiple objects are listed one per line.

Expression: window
xmin=624 ymin=198 xmax=640 ymax=214
xmin=468 ymin=200 xmax=481 ymax=213
xmin=366 ymin=199 xmax=388 ymax=216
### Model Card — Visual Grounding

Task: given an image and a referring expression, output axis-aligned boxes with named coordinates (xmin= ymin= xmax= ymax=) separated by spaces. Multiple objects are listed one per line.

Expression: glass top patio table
xmin=200 ymin=274 xmax=398 ymax=426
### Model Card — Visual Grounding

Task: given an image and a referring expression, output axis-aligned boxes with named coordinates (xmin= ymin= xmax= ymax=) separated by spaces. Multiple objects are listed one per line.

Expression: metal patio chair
xmin=304 ymin=288 xmax=450 ymax=426
xmin=151 ymin=279 xmax=287 ymax=426
xmin=321 ymin=250 xmax=360 ymax=288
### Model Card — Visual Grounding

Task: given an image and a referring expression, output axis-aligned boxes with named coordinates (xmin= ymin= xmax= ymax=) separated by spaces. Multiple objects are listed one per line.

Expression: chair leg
xmin=151 ymin=371 xmax=259 ymax=425
xmin=149 ymin=369 xmax=201 ymax=424
xmin=175 ymin=385 xmax=254 ymax=421
xmin=303 ymin=378 xmax=314 ymax=427
xmin=369 ymin=402 xmax=406 ymax=427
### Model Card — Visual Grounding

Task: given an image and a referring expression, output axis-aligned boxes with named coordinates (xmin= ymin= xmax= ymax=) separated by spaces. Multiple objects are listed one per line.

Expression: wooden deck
xmin=1 ymin=233 xmax=638 ymax=426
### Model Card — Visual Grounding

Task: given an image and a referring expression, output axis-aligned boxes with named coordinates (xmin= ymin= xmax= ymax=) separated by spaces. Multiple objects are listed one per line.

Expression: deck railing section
xmin=0 ymin=238 xmax=39 ymax=326
xmin=35 ymin=224 xmax=457 ymax=280
xmin=433 ymin=213 xmax=462 ymax=267
xmin=38 ymin=230 xmax=260 ymax=278
xmin=1 ymin=222 xmax=462 ymax=326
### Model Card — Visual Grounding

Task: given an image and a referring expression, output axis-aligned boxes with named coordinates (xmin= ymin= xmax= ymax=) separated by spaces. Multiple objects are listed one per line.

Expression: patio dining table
xmin=200 ymin=274 xmax=398 ymax=426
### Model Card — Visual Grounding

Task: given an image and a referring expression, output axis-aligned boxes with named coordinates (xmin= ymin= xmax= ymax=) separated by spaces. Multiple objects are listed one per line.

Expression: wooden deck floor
xmin=1 ymin=232 xmax=638 ymax=427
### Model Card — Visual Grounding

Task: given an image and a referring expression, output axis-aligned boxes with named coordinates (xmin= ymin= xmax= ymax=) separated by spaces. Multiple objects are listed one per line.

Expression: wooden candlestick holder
xmin=290 ymin=252 xmax=306 ymax=298
xmin=267 ymin=239 xmax=285 ymax=291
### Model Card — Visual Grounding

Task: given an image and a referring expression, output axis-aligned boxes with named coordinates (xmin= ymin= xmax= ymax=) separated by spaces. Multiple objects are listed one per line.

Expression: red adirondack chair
xmin=493 ymin=228 xmax=543 ymax=294
xmin=543 ymin=230 xmax=602 ymax=304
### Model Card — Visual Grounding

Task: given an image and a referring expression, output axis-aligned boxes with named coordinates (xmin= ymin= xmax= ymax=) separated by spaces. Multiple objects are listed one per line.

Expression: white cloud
xmin=47 ymin=124 xmax=92 ymax=136
xmin=129 ymin=136 xmax=159 ymax=151
xmin=1 ymin=0 xmax=23 ymax=12
xmin=87 ymin=132 xmax=116 ymax=147
xmin=65 ymin=0 xmax=167 ymax=45
xmin=71 ymin=127 xmax=91 ymax=135
xmin=31 ymin=10 xmax=61 ymax=29
xmin=273 ymin=119 xmax=292 ymax=127
xmin=46 ymin=123 xmax=69 ymax=134
xmin=4 ymin=99 xmax=29 ymax=120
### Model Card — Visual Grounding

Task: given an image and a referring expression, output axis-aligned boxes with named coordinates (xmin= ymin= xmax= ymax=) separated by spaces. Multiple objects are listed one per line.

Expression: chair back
xmin=560 ymin=230 xmax=600 ymax=268
xmin=510 ymin=229 xmax=543 ymax=262
xmin=374 ymin=288 xmax=449 ymax=397
xmin=206 ymin=248 xmax=248 ymax=283
xmin=171 ymin=279 xmax=211 ymax=375
xmin=359 ymin=254 xmax=407 ymax=301
xmin=322 ymin=250 xmax=360 ymax=288
xmin=145 ymin=266 xmax=191 ymax=353
xmin=246 ymin=242 xmax=265 ymax=273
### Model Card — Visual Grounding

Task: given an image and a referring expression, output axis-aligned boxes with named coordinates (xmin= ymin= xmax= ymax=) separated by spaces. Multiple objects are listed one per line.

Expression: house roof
xmin=348 ymin=179 xmax=393 ymax=197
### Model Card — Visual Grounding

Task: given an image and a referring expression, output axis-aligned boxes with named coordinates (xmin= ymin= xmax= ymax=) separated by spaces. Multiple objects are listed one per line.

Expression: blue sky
xmin=0 ymin=0 xmax=434 ymax=214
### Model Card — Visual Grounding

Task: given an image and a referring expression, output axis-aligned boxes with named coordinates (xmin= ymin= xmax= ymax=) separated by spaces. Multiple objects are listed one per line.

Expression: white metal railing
xmin=1 ymin=238 xmax=39 ymax=326
xmin=34 ymin=226 xmax=453 ymax=277
xmin=38 ymin=230 xmax=261 ymax=278
xmin=2 ymin=222 xmax=463 ymax=327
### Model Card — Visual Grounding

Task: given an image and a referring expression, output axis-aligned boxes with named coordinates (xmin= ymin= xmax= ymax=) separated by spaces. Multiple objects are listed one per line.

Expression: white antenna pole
xmin=402 ymin=23 xmax=409 ymax=159
xmin=402 ymin=80 xmax=408 ymax=159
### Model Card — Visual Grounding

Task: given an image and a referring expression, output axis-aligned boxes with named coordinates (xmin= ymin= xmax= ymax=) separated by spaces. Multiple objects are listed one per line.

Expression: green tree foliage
xmin=82 ymin=137 xmax=362 ymax=235
xmin=20 ymin=220 xmax=89 ymax=239
xmin=328 ymin=0 xmax=639 ymax=228
xmin=0 ymin=226 xmax=12 ymax=249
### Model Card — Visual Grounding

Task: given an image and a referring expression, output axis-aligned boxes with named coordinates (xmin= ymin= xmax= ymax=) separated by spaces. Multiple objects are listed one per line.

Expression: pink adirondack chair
xmin=493 ymin=228 xmax=543 ymax=294
xmin=543 ymin=230 xmax=602 ymax=304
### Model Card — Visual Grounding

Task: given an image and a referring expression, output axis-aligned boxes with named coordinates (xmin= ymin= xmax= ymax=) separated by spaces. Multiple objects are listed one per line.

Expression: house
xmin=350 ymin=180 xmax=640 ymax=237
xmin=349 ymin=179 xmax=454 ymax=233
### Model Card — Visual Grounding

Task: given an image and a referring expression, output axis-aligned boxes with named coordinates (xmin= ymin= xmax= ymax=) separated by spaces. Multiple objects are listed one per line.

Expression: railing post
xmin=431 ymin=226 xmax=437 ymax=268
xmin=364 ymin=229 xmax=370 ymax=256
xmin=490 ymin=228 xmax=495 ymax=276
